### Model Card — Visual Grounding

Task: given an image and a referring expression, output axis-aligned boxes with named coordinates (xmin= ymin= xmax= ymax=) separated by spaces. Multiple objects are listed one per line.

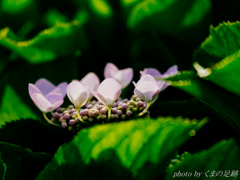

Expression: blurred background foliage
xmin=0 ymin=0 xmax=240 ymax=179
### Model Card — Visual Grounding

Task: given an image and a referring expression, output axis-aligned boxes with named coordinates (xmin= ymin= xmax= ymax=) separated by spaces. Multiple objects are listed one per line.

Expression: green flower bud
xmin=121 ymin=114 xmax=126 ymax=120
xmin=82 ymin=116 xmax=88 ymax=121
xmin=132 ymin=108 xmax=138 ymax=112
xmin=88 ymin=117 xmax=94 ymax=122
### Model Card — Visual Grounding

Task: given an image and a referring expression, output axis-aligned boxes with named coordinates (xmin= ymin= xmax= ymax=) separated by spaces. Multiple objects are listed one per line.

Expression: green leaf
xmin=0 ymin=153 xmax=7 ymax=180
xmin=1 ymin=0 xmax=34 ymax=14
xmin=0 ymin=141 xmax=52 ymax=180
xmin=0 ymin=85 xmax=39 ymax=128
xmin=165 ymin=71 xmax=240 ymax=133
xmin=194 ymin=21 xmax=240 ymax=96
xmin=165 ymin=139 xmax=240 ymax=179
xmin=43 ymin=9 xmax=68 ymax=27
xmin=37 ymin=118 xmax=207 ymax=179
xmin=0 ymin=119 xmax=73 ymax=154
xmin=0 ymin=19 xmax=87 ymax=63
xmin=127 ymin=0 xmax=211 ymax=34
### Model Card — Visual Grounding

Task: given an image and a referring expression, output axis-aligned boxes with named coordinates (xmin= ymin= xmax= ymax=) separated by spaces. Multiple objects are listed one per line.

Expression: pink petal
xmin=163 ymin=65 xmax=178 ymax=76
xmin=84 ymin=86 xmax=91 ymax=101
xmin=81 ymin=72 xmax=100 ymax=98
xmin=135 ymin=74 xmax=158 ymax=87
xmin=134 ymin=81 xmax=159 ymax=102
xmin=132 ymin=81 xmax=137 ymax=87
xmin=35 ymin=78 xmax=55 ymax=96
xmin=28 ymin=84 xmax=43 ymax=99
xmin=97 ymin=78 xmax=122 ymax=107
xmin=104 ymin=63 xmax=119 ymax=78
xmin=56 ymin=82 xmax=68 ymax=97
xmin=115 ymin=68 xmax=133 ymax=88
xmin=91 ymin=91 xmax=106 ymax=105
xmin=31 ymin=93 xmax=52 ymax=112
xmin=161 ymin=82 xmax=172 ymax=91
xmin=46 ymin=87 xmax=62 ymax=96
xmin=50 ymin=101 xmax=63 ymax=111
xmin=67 ymin=81 xmax=89 ymax=108
xmin=45 ymin=93 xmax=63 ymax=105
xmin=140 ymin=68 xmax=162 ymax=78
xmin=157 ymin=81 xmax=165 ymax=90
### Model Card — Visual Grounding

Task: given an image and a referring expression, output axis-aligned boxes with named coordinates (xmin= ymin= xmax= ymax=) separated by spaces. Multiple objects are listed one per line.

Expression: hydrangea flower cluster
xmin=28 ymin=63 xmax=177 ymax=132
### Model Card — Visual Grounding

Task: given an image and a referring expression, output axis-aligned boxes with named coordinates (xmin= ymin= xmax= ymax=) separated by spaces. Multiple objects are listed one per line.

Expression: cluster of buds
xmin=28 ymin=62 xmax=178 ymax=132
xmin=50 ymin=95 xmax=149 ymax=133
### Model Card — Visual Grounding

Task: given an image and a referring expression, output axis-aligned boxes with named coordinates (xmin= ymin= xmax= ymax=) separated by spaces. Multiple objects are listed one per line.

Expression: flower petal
xmin=35 ymin=78 xmax=55 ymax=96
xmin=91 ymin=91 xmax=106 ymax=105
xmin=56 ymin=82 xmax=68 ymax=97
xmin=135 ymin=74 xmax=158 ymax=87
xmin=97 ymin=78 xmax=122 ymax=106
xmin=134 ymin=88 xmax=145 ymax=101
xmin=81 ymin=72 xmax=100 ymax=100
xmin=157 ymin=80 xmax=165 ymax=90
xmin=115 ymin=68 xmax=133 ymax=88
xmin=132 ymin=81 xmax=137 ymax=87
xmin=31 ymin=93 xmax=52 ymax=112
xmin=134 ymin=81 xmax=159 ymax=102
xmin=163 ymin=65 xmax=178 ymax=76
xmin=67 ymin=81 xmax=89 ymax=108
xmin=46 ymin=87 xmax=62 ymax=96
xmin=45 ymin=93 xmax=63 ymax=105
xmin=140 ymin=68 xmax=162 ymax=78
xmin=28 ymin=83 xmax=43 ymax=99
xmin=104 ymin=63 xmax=119 ymax=78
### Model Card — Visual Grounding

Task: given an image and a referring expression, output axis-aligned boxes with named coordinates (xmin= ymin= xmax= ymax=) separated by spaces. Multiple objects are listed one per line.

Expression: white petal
xmin=67 ymin=81 xmax=88 ymax=108
xmin=134 ymin=81 xmax=159 ymax=102
xmin=104 ymin=63 xmax=119 ymax=78
xmin=97 ymin=78 xmax=122 ymax=106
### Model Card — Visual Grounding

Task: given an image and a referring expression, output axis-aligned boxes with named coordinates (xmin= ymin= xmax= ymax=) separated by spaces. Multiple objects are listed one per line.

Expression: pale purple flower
xmin=133 ymin=75 xmax=165 ymax=102
xmin=30 ymin=93 xmax=63 ymax=113
xmin=140 ymin=65 xmax=178 ymax=90
xmin=28 ymin=78 xmax=67 ymax=113
xmin=104 ymin=62 xmax=133 ymax=88
xmin=31 ymin=78 xmax=68 ymax=97
xmin=80 ymin=72 xmax=100 ymax=101
xmin=91 ymin=78 xmax=122 ymax=108
xmin=66 ymin=81 xmax=90 ymax=109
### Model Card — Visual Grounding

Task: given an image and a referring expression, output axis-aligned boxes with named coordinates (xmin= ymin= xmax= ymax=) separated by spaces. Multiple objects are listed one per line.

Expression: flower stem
xmin=43 ymin=112 xmax=60 ymax=127
xmin=107 ymin=107 xmax=111 ymax=121
xmin=151 ymin=94 xmax=159 ymax=105
xmin=76 ymin=108 xmax=85 ymax=123
xmin=138 ymin=102 xmax=151 ymax=116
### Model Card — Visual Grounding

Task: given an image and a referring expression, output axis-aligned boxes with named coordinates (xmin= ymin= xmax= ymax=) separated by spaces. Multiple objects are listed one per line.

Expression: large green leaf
xmin=127 ymin=0 xmax=211 ymax=35
xmin=194 ymin=21 xmax=240 ymax=96
xmin=37 ymin=117 xmax=207 ymax=179
xmin=0 ymin=141 xmax=52 ymax=180
xmin=165 ymin=139 xmax=240 ymax=180
xmin=0 ymin=19 xmax=87 ymax=63
xmin=0 ymin=85 xmax=39 ymax=127
xmin=0 ymin=119 xmax=72 ymax=154
xmin=165 ymin=71 xmax=240 ymax=133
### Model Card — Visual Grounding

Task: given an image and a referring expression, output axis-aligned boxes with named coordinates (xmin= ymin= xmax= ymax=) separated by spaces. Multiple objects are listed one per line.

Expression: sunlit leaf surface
xmin=37 ymin=118 xmax=207 ymax=179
